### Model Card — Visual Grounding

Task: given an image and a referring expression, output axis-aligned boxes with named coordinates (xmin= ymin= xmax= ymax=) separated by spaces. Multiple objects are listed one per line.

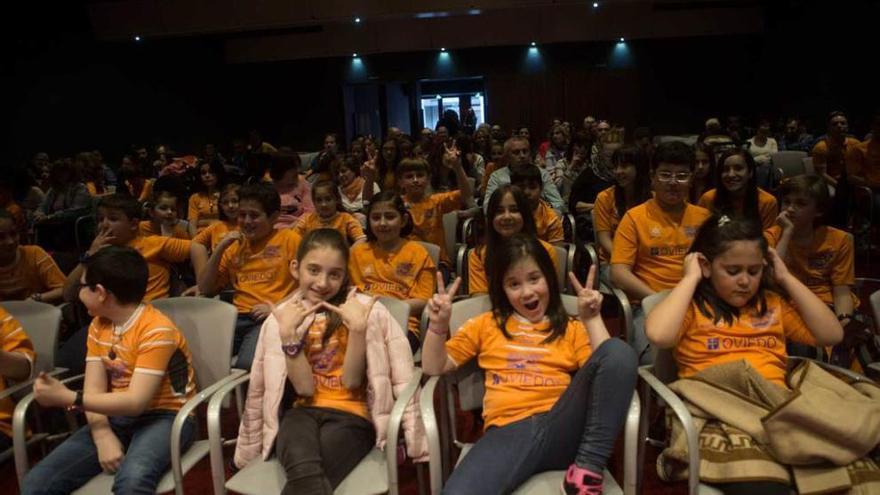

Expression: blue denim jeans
xmin=442 ymin=338 xmax=637 ymax=495
xmin=21 ymin=411 xmax=195 ymax=495
xmin=234 ymin=314 xmax=264 ymax=370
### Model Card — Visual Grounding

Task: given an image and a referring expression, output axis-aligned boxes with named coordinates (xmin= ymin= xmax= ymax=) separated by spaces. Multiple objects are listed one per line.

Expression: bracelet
xmin=427 ymin=325 xmax=449 ymax=336
xmin=837 ymin=313 xmax=853 ymax=322
xmin=66 ymin=390 xmax=83 ymax=412
xmin=31 ymin=292 xmax=43 ymax=302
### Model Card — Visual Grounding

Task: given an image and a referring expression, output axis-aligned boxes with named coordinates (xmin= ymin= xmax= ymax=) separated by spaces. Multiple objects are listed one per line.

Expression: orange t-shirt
xmin=217 ymin=229 xmax=301 ymax=313
xmin=188 ymin=192 xmax=220 ymax=232
xmin=764 ymin=225 xmax=857 ymax=307
xmin=812 ymin=136 xmax=861 ymax=178
xmin=348 ymin=241 xmax=435 ymax=335
xmin=846 ymin=139 xmax=880 ymax=188
xmin=0 ymin=308 xmax=34 ymax=437
xmin=674 ymin=293 xmax=816 ymax=388
xmin=611 ymin=199 xmax=711 ymax=295
xmin=406 ymin=191 xmax=462 ymax=266
xmin=85 ymin=304 xmax=196 ymax=412
xmin=126 ymin=179 xmax=154 ymax=203
xmin=468 ymin=240 xmax=559 ymax=295
xmin=127 ymin=235 xmax=193 ymax=301
xmin=4 ymin=202 xmax=27 ymax=234
xmin=481 ymin=162 xmax=499 ymax=194
xmin=292 ymin=212 xmax=366 ymax=245
xmin=534 ymin=200 xmax=564 ymax=244
xmin=295 ymin=314 xmax=368 ymax=419
xmin=445 ymin=312 xmax=592 ymax=429
xmin=192 ymin=220 xmax=237 ymax=252
xmin=0 ymin=245 xmax=66 ymax=301
xmin=697 ymin=188 xmax=778 ymax=231
xmin=138 ymin=220 xmax=191 ymax=240
xmin=592 ymin=186 xmax=621 ymax=262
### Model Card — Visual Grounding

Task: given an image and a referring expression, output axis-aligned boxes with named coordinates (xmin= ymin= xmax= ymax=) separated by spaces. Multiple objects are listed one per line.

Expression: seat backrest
xmin=442 ymin=211 xmax=460 ymax=263
xmin=417 ymin=241 xmax=441 ymax=268
xmin=0 ymin=301 xmax=62 ymax=377
xmin=803 ymin=157 xmax=815 ymax=175
xmin=553 ymin=244 xmax=569 ymax=292
xmin=449 ymin=295 xmax=492 ymax=411
xmin=457 ymin=246 xmax=470 ymax=295
xmin=871 ymin=290 xmax=880 ymax=335
xmin=641 ymin=291 xmax=679 ymax=383
xmin=771 ymin=151 xmax=808 ymax=178
xmin=376 ymin=296 xmax=410 ymax=335
xmin=150 ymin=297 xmax=238 ymax=388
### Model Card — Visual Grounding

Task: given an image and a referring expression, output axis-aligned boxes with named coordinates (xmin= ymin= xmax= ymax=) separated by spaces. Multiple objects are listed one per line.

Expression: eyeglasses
xmin=655 ymin=172 xmax=692 ymax=184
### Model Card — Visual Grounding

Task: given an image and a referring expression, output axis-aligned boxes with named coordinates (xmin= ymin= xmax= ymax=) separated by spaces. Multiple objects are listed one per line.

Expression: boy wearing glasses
xmin=611 ymin=142 xmax=710 ymax=363
xmin=24 ymin=246 xmax=197 ymax=495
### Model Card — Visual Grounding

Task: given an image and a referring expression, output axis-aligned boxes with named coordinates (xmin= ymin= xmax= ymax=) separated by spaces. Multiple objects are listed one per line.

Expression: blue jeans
xmin=21 ymin=411 xmax=195 ymax=495
xmin=234 ymin=314 xmax=264 ymax=370
xmin=443 ymin=339 xmax=637 ymax=495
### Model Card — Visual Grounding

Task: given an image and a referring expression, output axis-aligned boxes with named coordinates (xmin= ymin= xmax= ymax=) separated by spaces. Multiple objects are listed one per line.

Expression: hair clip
xmin=717 ymin=215 xmax=731 ymax=227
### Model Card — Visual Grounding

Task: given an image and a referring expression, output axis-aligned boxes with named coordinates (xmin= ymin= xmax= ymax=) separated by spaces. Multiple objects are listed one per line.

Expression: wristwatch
xmin=67 ymin=390 xmax=84 ymax=412
xmin=281 ymin=338 xmax=306 ymax=358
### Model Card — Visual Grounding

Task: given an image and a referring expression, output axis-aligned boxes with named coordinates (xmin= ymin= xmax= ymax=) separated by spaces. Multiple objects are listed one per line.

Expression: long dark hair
xmin=689 ymin=214 xmax=778 ymax=326
xmin=611 ymin=145 xmax=651 ymax=218
xmin=488 ymin=233 xmax=569 ymax=343
xmin=364 ymin=190 xmax=413 ymax=242
xmin=691 ymin=142 xmax=717 ymax=203
xmin=195 ymin=159 xmax=227 ymax=194
xmin=296 ymin=228 xmax=351 ymax=344
xmin=485 ymin=185 xmax=538 ymax=274
xmin=713 ymin=149 xmax=759 ymax=221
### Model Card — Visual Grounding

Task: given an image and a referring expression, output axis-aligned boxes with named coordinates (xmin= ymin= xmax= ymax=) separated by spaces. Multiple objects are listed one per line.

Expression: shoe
xmin=561 ymin=464 xmax=603 ymax=495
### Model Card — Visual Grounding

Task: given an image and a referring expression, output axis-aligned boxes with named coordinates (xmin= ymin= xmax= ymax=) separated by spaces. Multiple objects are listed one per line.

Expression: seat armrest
xmin=206 ymin=372 xmax=253 ymax=495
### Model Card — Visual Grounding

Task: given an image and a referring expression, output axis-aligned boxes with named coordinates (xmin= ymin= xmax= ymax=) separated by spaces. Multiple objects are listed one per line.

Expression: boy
xmin=197 ymin=183 xmax=300 ymax=370
xmin=365 ymin=146 xmax=473 ymax=270
xmin=24 ymin=247 xmax=197 ymax=494
xmin=0 ymin=307 xmax=34 ymax=452
xmin=611 ymin=141 xmax=711 ymax=363
xmin=510 ymin=164 xmax=565 ymax=244
xmin=0 ymin=210 xmax=65 ymax=303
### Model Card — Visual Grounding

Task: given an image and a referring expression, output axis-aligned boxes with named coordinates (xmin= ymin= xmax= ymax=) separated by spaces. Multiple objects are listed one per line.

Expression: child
xmin=611 ymin=141 xmax=712 ymax=363
xmin=511 ymin=164 xmax=564 ymax=244
xmin=645 ymin=215 xmax=842 ymax=495
xmin=366 ymin=147 xmax=473 ymax=271
xmin=478 ymin=141 xmax=505 ymax=197
xmin=269 ymin=152 xmax=314 ymax=229
xmin=469 ymin=185 xmax=559 ymax=296
xmin=690 ymin=142 xmax=715 ymax=204
xmin=336 ymin=155 xmax=379 ymax=221
xmin=422 ymin=234 xmax=637 ymax=495
xmin=293 ymin=180 xmax=366 ymax=245
xmin=192 ymin=184 xmax=240 ymax=252
xmin=0 ymin=210 xmax=65 ymax=303
xmin=197 ymin=183 xmax=301 ymax=370
xmin=348 ymin=191 xmax=436 ymax=352
xmin=188 ymin=160 xmax=225 ymax=233
xmin=0 ymin=307 xmax=34 ymax=452
xmin=233 ymin=228 xmax=427 ymax=492
xmin=592 ymin=145 xmax=652 ymax=283
xmin=139 ymin=189 xmax=194 ymax=239
xmin=697 ymin=149 xmax=778 ymax=230
xmin=24 ymin=246 xmax=198 ymax=495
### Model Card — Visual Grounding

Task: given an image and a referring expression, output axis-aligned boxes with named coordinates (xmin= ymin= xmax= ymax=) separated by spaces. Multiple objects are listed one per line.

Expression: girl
xmin=292 ymin=180 xmax=366 ymax=246
xmin=690 ymin=142 xmax=716 ymax=204
xmin=698 ymin=149 xmax=778 ymax=230
xmin=423 ymin=234 xmax=638 ymax=495
xmin=592 ymin=145 xmax=652 ymax=283
xmin=348 ymin=191 xmax=436 ymax=352
xmin=645 ymin=215 xmax=842 ymax=494
xmin=479 ymin=141 xmax=506 ymax=197
xmin=233 ymin=228 xmax=427 ymax=494
xmin=469 ymin=185 xmax=558 ymax=296
xmin=192 ymin=184 xmax=240 ymax=252
xmin=375 ymin=138 xmax=399 ymax=192
xmin=188 ymin=159 xmax=226 ymax=233
xmin=540 ymin=123 xmax=571 ymax=190
xmin=336 ymin=155 xmax=379 ymax=221
xmin=140 ymin=189 xmax=193 ymax=239
xmin=269 ymin=152 xmax=314 ymax=229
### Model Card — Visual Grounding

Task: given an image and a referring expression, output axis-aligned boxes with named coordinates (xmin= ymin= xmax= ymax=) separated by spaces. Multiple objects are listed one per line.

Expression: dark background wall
xmin=4 ymin=1 xmax=878 ymax=165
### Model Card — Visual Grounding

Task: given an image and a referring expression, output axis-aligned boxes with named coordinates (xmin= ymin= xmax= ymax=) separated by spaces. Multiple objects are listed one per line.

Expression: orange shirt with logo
xmin=138 ymin=220 xmax=191 ymax=240
xmin=445 ymin=312 xmax=592 ymax=429
xmin=295 ymin=314 xmax=368 ymax=419
xmin=188 ymin=192 xmax=220 ymax=232
xmin=85 ymin=304 xmax=196 ymax=412
xmin=533 ymin=200 xmax=564 ymax=244
xmin=406 ymin=191 xmax=461 ymax=266
xmin=697 ymin=188 xmax=778 ymax=230
xmin=812 ymin=137 xmax=861 ymax=179
xmin=348 ymin=241 xmax=435 ymax=335
xmin=0 ymin=245 xmax=66 ymax=301
xmin=674 ymin=293 xmax=816 ymax=387
xmin=192 ymin=220 xmax=237 ymax=252
xmin=593 ymin=186 xmax=621 ymax=262
xmin=764 ymin=225 xmax=857 ymax=307
xmin=292 ymin=212 xmax=366 ymax=245
xmin=468 ymin=241 xmax=559 ymax=295
xmin=217 ymin=229 xmax=301 ymax=313
xmin=126 ymin=235 xmax=194 ymax=301
xmin=611 ymin=199 xmax=711 ymax=294
xmin=0 ymin=308 xmax=34 ymax=437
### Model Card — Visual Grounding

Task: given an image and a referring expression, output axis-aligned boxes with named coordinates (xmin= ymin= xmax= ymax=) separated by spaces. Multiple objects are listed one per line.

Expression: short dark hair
xmin=364 ymin=191 xmax=413 ymax=241
xmin=268 ymin=152 xmax=302 ymax=182
xmin=777 ymin=175 xmax=831 ymax=225
xmin=98 ymin=194 xmax=143 ymax=220
xmin=238 ymin=183 xmax=281 ymax=217
xmin=652 ymin=141 xmax=695 ymax=171
xmin=510 ymin=164 xmax=543 ymax=189
xmin=396 ymin=157 xmax=430 ymax=178
xmin=83 ymin=246 xmax=148 ymax=305
xmin=311 ymin=180 xmax=342 ymax=213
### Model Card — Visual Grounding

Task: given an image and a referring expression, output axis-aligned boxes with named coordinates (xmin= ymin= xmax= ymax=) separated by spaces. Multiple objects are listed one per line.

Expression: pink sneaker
xmin=561 ymin=464 xmax=603 ymax=495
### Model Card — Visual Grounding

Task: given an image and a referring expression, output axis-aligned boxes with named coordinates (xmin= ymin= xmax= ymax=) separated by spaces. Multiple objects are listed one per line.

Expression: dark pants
xmin=443 ymin=338 xmax=638 ymax=495
xmin=276 ymin=406 xmax=376 ymax=495
xmin=233 ymin=314 xmax=264 ymax=370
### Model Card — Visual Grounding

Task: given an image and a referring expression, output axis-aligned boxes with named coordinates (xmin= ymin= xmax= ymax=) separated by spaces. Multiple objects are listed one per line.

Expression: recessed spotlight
xmin=593 ymin=2 xmax=599 ymax=8
xmin=440 ymin=47 xmax=446 ymax=52
xmin=134 ymin=35 xmax=141 ymax=41
xmin=530 ymin=41 xmax=537 ymax=47
xmin=619 ymin=37 xmax=625 ymax=42
xmin=352 ymin=53 xmax=358 ymax=58
xmin=354 ymin=17 xmax=361 ymax=23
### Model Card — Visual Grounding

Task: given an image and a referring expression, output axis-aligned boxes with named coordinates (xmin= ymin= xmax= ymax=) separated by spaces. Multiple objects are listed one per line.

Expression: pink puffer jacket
xmin=233 ymin=293 xmax=429 ymax=468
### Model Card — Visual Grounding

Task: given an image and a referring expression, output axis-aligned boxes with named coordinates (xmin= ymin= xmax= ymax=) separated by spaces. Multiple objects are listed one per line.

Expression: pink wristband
xmin=427 ymin=325 xmax=449 ymax=336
